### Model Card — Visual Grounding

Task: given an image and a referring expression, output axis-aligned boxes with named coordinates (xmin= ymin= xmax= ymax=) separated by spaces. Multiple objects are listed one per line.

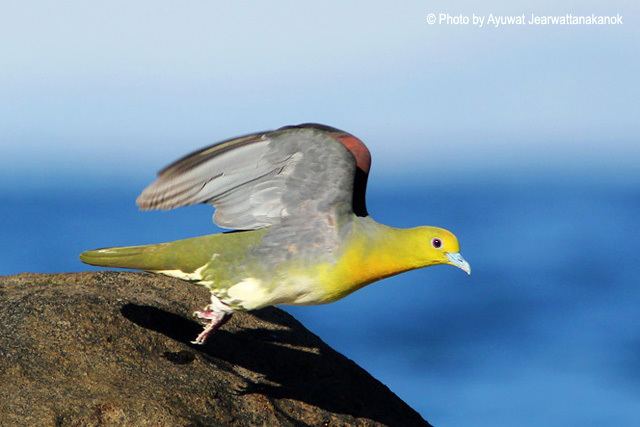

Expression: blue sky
xmin=1 ymin=0 xmax=638 ymax=185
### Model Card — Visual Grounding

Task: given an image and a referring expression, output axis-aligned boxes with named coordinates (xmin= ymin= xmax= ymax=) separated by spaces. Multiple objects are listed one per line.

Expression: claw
xmin=191 ymin=321 xmax=217 ymax=345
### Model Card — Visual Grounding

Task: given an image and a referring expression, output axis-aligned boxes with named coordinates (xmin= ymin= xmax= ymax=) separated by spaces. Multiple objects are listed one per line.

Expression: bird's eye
xmin=432 ymin=238 xmax=442 ymax=249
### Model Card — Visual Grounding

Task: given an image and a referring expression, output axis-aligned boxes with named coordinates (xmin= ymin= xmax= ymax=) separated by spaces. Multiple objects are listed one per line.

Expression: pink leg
xmin=190 ymin=311 xmax=232 ymax=345
xmin=191 ymin=296 xmax=234 ymax=345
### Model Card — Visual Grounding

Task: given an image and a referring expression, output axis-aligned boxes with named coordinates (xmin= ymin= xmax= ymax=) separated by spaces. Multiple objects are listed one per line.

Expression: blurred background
xmin=1 ymin=1 xmax=639 ymax=425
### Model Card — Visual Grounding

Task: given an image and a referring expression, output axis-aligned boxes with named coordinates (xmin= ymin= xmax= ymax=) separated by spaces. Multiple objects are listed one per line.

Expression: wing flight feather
xmin=136 ymin=124 xmax=370 ymax=231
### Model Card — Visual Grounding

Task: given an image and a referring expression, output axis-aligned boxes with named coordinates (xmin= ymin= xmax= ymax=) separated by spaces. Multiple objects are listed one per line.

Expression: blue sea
xmin=1 ymin=175 xmax=639 ymax=426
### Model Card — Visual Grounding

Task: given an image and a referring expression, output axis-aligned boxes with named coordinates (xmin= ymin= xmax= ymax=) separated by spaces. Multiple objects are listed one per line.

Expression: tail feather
xmin=81 ymin=230 xmax=264 ymax=274
xmin=80 ymin=243 xmax=173 ymax=271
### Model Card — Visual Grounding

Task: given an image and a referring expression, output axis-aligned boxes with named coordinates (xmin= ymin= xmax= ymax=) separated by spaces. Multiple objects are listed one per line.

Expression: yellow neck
xmin=325 ymin=218 xmax=429 ymax=300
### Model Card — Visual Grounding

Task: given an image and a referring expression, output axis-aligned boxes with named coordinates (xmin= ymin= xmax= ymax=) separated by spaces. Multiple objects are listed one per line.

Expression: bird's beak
xmin=446 ymin=252 xmax=471 ymax=275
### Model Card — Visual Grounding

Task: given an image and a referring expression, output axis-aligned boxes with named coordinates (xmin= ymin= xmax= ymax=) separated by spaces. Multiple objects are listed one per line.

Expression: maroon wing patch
xmin=279 ymin=123 xmax=371 ymax=216
xmin=334 ymin=133 xmax=371 ymax=174
xmin=279 ymin=123 xmax=371 ymax=173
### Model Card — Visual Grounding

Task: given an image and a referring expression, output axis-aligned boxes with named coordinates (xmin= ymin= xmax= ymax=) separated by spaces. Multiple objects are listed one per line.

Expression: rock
xmin=0 ymin=272 xmax=430 ymax=426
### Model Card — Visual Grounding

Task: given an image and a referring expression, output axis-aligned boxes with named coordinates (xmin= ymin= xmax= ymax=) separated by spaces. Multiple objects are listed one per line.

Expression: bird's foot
xmin=190 ymin=311 xmax=232 ymax=345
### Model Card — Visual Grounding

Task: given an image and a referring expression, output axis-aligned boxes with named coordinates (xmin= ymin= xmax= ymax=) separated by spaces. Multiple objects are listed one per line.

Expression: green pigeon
xmin=81 ymin=124 xmax=470 ymax=344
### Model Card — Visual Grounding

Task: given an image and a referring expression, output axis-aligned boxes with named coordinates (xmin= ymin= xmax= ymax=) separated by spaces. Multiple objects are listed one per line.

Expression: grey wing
xmin=136 ymin=125 xmax=366 ymax=241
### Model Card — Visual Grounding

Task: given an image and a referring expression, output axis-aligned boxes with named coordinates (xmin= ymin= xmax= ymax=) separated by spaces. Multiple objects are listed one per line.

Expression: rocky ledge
xmin=0 ymin=272 xmax=430 ymax=426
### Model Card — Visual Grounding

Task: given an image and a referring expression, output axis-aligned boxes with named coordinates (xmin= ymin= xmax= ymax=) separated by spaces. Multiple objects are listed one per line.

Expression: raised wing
xmin=136 ymin=124 xmax=371 ymax=230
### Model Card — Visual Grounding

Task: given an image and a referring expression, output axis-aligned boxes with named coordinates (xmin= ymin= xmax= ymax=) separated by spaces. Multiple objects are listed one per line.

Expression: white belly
xmin=222 ymin=275 xmax=327 ymax=310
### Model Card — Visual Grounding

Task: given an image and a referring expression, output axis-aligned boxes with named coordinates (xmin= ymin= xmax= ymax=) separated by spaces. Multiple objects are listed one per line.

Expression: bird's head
xmin=413 ymin=226 xmax=471 ymax=275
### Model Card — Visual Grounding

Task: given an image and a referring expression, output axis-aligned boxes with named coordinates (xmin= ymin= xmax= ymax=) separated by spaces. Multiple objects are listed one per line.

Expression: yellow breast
xmin=314 ymin=222 xmax=430 ymax=303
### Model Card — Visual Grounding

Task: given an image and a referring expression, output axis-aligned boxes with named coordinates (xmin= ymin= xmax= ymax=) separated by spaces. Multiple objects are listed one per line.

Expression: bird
xmin=80 ymin=123 xmax=470 ymax=344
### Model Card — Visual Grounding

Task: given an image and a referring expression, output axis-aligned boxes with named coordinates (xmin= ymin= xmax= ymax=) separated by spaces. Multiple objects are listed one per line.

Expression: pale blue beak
xmin=446 ymin=252 xmax=471 ymax=275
